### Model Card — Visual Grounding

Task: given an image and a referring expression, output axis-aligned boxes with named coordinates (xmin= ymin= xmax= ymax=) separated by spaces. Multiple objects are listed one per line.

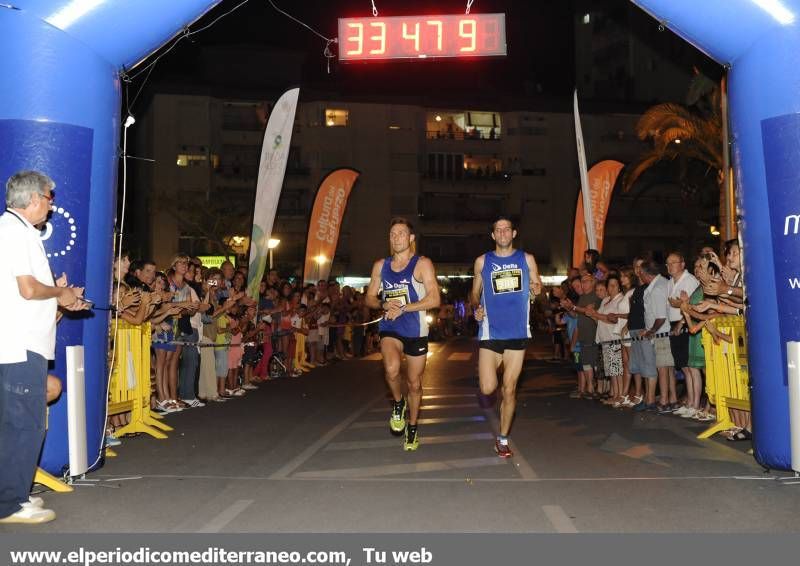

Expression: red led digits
xmin=426 ymin=20 xmax=443 ymax=51
xmin=459 ymin=19 xmax=477 ymax=52
xmin=368 ymin=21 xmax=386 ymax=55
xmin=402 ymin=21 xmax=421 ymax=52
xmin=345 ymin=22 xmax=363 ymax=56
xmin=337 ymin=13 xmax=506 ymax=61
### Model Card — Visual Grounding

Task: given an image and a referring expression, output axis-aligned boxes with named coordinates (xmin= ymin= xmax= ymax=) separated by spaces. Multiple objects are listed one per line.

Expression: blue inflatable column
xmin=0 ymin=0 xmax=222 ymax=475
xmin=631 ymin=0 xmax=800 ymax=470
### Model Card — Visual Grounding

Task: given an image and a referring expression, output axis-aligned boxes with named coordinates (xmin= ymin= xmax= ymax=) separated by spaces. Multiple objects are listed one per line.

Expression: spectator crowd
xmin=106 ymin=255 xmax=386 ymax=446
xmin=544 ymin=241 xmax=749 ymax=441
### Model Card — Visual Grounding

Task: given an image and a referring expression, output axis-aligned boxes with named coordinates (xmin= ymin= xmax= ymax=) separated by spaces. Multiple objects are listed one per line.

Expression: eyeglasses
xmin=38 ymin=192 xmax=54 ymax=202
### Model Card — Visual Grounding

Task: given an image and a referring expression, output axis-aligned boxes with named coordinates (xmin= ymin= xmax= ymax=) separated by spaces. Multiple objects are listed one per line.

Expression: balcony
xmin=426 ymin=129 xmax=502 ymax=141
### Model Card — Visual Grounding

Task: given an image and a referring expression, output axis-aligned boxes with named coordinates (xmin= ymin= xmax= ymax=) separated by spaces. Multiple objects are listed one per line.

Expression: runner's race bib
xmin=383 ymin=287 xmax=410 ymax=306
xmin=491 ymin=268 xmax=522 ymax=294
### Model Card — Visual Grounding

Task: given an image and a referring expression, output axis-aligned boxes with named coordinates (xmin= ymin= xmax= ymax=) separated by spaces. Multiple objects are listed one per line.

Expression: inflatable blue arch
xmin=0 ymin=0 xmax=222 ymax=475
xmin=1 ymin=0 xmax=798 ymax=473
xmin=633 ymin=0 xmax=800 ymax=471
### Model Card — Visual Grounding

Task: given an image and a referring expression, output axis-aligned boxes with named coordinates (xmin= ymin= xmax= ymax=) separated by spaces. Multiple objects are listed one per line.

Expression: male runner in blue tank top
xmin=471 ymin=216 xmax=542 ymax=457
xmin=366 ymin=218 xmax=440 ymax=451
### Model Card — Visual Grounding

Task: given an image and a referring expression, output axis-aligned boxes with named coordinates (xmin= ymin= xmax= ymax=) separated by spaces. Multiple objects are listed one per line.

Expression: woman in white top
xmin=616 ymin=267 xmax=637 ymax=406
xmin=588 ymin=275 xmax=628 ymax=407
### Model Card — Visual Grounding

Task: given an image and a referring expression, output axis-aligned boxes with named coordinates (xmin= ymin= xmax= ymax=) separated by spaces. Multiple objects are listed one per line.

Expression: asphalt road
xmin=7 ymin=336 xmax=800 ymax=533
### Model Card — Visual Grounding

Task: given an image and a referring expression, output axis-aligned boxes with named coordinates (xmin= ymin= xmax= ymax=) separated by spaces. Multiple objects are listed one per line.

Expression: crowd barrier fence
xmin=698 ymin=315 xmax=751 ymax=439
xmin=108 ymin=321 xmax=173 ymax=440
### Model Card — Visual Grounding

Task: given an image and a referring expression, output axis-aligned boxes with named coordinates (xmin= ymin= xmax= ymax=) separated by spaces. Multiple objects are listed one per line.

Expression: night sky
xmin=145 ymin=0 xmax=576 ymax=101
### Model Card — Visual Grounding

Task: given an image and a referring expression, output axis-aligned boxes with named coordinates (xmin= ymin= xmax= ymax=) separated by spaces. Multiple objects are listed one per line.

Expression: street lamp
xmin=268 ymin=238 xmax=280 ymax=270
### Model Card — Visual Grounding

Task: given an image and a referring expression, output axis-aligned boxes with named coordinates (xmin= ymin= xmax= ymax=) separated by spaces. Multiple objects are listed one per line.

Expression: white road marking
xmin=422 ymin=393 xmax=476 ymax=399
xmin=292 ymin=457 xmax=508 ymax=479
xmin=542 ymin=505 xmax=579 ymax=533
xmin=197 ymin=499 xmax=253 ymax=533
xmin=350 ymin=415 xmax=486 ymax=429
xmin=482 ymin=408 xmax=538 ymax=479
xmin=447 ymin=352 xmax=473 ymax=361
xmin=325 ymin=433 xmax=495 ymax=451
xmin=368 ymin=403 xmax=477 ymax=413
xmin=269 ymin=395 xmax=383 ymax=479
xmin=94 ymin=473 xmax=775 ymax=483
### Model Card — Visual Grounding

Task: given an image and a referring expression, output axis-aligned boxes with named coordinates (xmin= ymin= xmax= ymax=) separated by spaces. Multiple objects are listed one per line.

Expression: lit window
xmin=176 ymin=154 xmax=208 ymax=167
xmin=583 ymin=13 xmax=591 ymax=24
xmin=325 ymin=109 xmax=349 ymax=127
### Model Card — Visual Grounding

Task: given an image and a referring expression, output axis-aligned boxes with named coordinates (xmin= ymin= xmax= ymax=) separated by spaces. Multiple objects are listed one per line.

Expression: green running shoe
xmin=389 ymin=397 xmax=407 ymax=435
xmin=404 ymin=426 xmax=419 ymax=451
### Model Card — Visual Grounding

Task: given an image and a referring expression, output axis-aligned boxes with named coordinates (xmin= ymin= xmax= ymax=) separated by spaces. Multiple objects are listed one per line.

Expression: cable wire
xmin=126 ymin=0 xmax=253 ymax=111
xmin=466 ymin=0 xmax=475 ymax=14
xmin=266 ymin=0 xmax=337 ymax=73
xmin=84 ymin=116 xmax=133 ymax=476
xmin=371 ymin=0 xmax=378 ymax=17
xmin=267 ymin=0 xmax=335 ymax=42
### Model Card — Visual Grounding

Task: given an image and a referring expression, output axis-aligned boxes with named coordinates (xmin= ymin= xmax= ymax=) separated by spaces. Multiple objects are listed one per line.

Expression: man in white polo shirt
xmin=666 ymin=251 xmax=701 ymax=416
xmin=0 ymin=171 xmax=84 ymax=524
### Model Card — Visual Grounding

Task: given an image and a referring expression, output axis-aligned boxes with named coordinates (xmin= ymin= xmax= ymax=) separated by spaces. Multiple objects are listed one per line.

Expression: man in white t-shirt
xmin=641 ymin=259 xmax=672 ymax=412
xmin=0 ymin=171 xmax=85 ymax=524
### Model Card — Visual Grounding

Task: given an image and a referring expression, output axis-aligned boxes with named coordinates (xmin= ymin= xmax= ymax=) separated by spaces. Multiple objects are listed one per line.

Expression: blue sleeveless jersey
xmin=479 ymin=249 xmax=531 ymax=340
xmin=378 ymin=255 xmax=428 ymax=338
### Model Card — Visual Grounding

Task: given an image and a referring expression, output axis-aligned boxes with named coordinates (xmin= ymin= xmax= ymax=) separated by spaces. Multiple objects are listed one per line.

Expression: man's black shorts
xmin=670 ymin=331 xmax=689 ymax=369
xmin=479 ymin=339 xmax=530 ymax=354
xmin=380 ymin=332 xmax=429 ymax=356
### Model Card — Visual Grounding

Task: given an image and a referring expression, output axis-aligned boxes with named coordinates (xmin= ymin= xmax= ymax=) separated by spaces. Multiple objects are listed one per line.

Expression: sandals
xmin=693 ymin=411 xmax=715 ymax=422
xmin=727 ymin=429 xmax=752 ymax=442
xmin=720 ymin=427 xmax=742 ymax=440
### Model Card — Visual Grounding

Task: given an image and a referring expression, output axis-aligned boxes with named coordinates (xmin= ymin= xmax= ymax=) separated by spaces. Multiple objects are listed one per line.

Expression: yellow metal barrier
xmin=698 ymin=315 xmax=750 ymax=439
xmin=108 ymin=321 xmax=172 ymax=440
xmin=33 ymin=467 xmax=73 ymax=492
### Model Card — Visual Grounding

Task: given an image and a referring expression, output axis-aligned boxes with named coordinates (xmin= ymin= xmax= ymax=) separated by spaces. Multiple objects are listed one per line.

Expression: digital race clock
xmin=337 ymin=13 xmax=507 ymax=61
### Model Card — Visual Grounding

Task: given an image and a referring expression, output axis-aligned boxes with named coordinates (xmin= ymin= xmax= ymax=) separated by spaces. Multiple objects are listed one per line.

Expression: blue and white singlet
xmin=479 ymin=249 xmax=531 ymax=340
xmin=378 ymin=255 xmax=428 ymax=338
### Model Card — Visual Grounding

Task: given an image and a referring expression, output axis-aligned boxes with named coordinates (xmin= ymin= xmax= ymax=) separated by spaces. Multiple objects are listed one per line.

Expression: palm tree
xmin=622 ymin=71 xmax=729 ymax=240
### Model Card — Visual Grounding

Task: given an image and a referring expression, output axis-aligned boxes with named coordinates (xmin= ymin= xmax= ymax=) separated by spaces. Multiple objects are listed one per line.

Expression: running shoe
xmin=494 ymin=438 xmax=513 ymax=458
xmin=403 ymin=426 xmax=419 ymax=451
xmin=389 ymin=397 xmax=407 ymax=435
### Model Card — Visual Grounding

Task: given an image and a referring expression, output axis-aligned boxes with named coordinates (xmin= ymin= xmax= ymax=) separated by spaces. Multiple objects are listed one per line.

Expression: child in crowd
xmin=240 ymin=305 xmax=260 ymax=390
xmin=317 ymin=303 xmax=331 ymax=365
xmin=254 ymin=314 xmax=274 ymax=380
xmin=291 ymin=304 xmax=312 ymax=374
xmin=226 ymin=313 xmax=245 ymax=396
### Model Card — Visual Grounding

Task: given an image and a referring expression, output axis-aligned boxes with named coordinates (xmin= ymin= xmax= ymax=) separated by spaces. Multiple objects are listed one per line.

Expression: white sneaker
xmin=241 ymin=383 xmax=258 ymax=390
xmin=232 ymin=388 xmax=246 ymax=397
xmin=184 ymin=398 xmax=206 ymax=408
xmin=673 ymin=406 xmax=689 ymax=416
xmin=28 ymin=496 xmax=44 ymax=507
xmin=0 ymin=505 xmax=56 ymax=524
xmin=680 ymin=407 xmax=698 ymax=418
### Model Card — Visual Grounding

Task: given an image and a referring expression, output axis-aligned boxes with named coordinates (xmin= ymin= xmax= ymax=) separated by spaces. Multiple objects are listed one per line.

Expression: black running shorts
xmin=380 ymin=332 xmax=429 ymax=356
xmin=479 ymin=339 xmax=530 ymax=354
